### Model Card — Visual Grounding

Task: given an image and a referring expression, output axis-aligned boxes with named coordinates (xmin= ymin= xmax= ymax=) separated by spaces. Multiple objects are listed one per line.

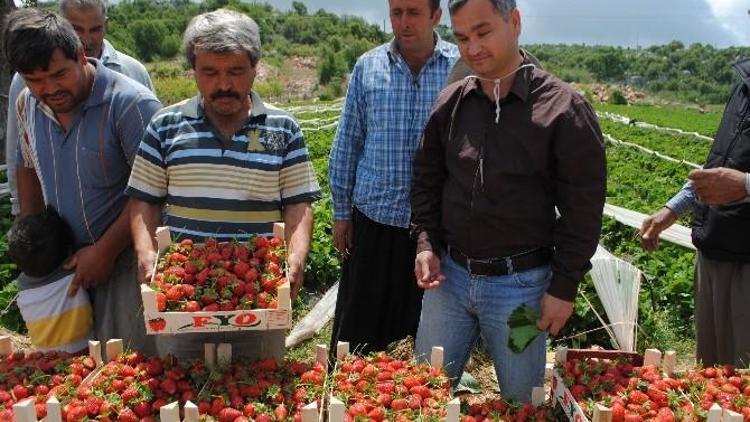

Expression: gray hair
xmin=448 ymin=0 xmax=515 ymax=18
xmin=60 ymin=0 xmax=107 ymax=17
xmin=183 ymin=9 xmax=261 ymax=68
xmin=2 ymin=8 xmax=82 ymax=73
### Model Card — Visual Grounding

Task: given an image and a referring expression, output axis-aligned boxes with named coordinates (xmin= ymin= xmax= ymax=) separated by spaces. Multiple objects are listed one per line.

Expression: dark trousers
xmin=330 ymin=208 xmax=423 ymax=354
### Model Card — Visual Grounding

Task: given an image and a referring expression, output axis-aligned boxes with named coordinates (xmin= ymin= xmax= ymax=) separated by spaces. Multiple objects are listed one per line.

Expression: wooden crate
xmin=10 ymin=339 xmax=189 ymax=422
xmin=141 ymin=223 xmax=292 ymax=335
xmin=12 ymin=339 xmax=313 ymax=422
xmin=551 ymin=347 xmax=672 ymax=422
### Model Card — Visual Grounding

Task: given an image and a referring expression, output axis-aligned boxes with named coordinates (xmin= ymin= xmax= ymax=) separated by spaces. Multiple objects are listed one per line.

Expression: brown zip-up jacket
xmin=410 ymin=60 xmax=606 ymax=301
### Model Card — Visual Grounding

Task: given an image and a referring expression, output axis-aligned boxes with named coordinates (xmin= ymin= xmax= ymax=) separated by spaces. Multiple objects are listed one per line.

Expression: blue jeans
xmin=415 ymin=253 xmax=550 ymax=402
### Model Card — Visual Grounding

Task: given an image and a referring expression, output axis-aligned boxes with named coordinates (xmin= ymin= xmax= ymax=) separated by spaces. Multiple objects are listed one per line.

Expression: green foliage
xmin=153 ymin=76 xmax=196 ymax=107
xmin=130 ymin=19 xmax=171 ymax=62
xmin=0 ymin=197 xmax=22 ymax=333
xmin=526 ymin=43 xmax=750 ymax=104
xmin=254 ymin=80 xmax=285 ymax=99
xmin=609 ymin=89 xmax=628 ymax=105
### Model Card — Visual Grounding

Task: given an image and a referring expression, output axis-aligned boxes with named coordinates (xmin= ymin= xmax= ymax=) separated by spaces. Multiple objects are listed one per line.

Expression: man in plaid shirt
xmin=328 ymin=0 xmax=459 ymax=353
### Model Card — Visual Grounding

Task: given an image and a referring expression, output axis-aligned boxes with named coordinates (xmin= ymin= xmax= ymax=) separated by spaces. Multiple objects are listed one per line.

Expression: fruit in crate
xmin=331 ymin=352 xmax=452 ymax=422
xmin=197 ymin=358 xmax=327 ymax=421
xmin=0 ymin=350 xmax=96 ymax=420
xmin=152 ymin=237 xmax=286 ymax=312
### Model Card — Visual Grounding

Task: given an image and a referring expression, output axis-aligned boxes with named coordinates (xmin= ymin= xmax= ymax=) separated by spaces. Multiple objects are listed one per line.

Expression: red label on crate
xmin=178 ymin=313 xmax=263 ymax=331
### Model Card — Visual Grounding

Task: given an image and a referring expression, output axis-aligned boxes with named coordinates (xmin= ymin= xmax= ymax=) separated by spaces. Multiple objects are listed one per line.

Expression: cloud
xmin=704 ymin=0 xmax=750 ymax=45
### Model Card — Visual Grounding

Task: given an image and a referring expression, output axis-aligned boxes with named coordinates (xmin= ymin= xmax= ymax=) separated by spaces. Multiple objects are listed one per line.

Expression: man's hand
xmin=689 ymin=168 xmax=748 ymax=205
xmin=333 ymin=220 xmax=353 ymax=258
xmin=414 ymin=251 xmax=446 ymax=289
xmin=537 ymin=293 xmax=574 ymax=336
xmin=66 ymin=244 xmax=116 ymax=296
xmin=639 ymin=207 xmax=678 ymax=251
xmin=135 ymin=248 xmax=157 ymax=285
xmin=287 ymin=253 xmax=305 ymax=300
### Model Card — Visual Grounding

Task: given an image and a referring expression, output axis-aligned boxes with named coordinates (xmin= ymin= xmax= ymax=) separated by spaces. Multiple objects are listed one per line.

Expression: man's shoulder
xmin=150 ymin=97 xmax=195 ymax=126
xmin=354 ymin=43 xmax=392 ymax=68
xmin=432 ymin=79 xmax=469 ymax=112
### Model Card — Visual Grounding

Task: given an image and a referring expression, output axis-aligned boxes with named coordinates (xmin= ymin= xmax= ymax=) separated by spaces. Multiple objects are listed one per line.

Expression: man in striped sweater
xmin=126 ymin=9 xmax=321 ymax=359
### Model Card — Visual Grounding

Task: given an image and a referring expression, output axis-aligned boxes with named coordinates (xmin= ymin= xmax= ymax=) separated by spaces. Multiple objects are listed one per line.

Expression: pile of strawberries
xmin=558 ymin=356 xmax=750 ymax=422
xmin=0 ymin=350 xmax=96 ymax=420
xmin=461 ymin=398 xmax=556 ymax=422
xmin=330 ymin=352 xmax=452 ymax=422
xmin=58 ymin=351 xmax=204 ymax=421
xmin=152 ymin=236 xmax=286 ymax=312
xmin=199 ymin=358 xmax=326 ymax=421
xmin=50 ymin=351 xmax=325 ymax=422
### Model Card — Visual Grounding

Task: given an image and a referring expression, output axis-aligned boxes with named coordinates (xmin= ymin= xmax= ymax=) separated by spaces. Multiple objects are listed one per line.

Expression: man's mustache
xmin=211 ymin=90 xmax=241 ymax=100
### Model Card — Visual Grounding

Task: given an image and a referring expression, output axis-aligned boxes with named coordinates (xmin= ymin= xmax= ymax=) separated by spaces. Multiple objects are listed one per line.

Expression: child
xmin=7 ymin=206 xmax=93 ymax=353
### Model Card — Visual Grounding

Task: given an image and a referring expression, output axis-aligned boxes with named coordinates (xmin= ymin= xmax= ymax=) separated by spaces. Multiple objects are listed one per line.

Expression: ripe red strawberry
xmin=628 ymin=390 xmax=649 ymax=405
xmin=185 ymin=301 xmax=201 ymax=312
xmin=155 ymin=292 xmax=167 ymax=312
xmin=121 ymin=387 xmax=140 ymax=403
xmin=181 ymin=284 xmax=196 ymax=298
xmin=391 ymin=398 xmax=409 ymax=411
xmin=160 ymin=378 xmax=177 ymax=395
xmin=211 ymin=397 xmax=226 ymax=416
xmin=13 ymin=384 xmax=29 ymax=399
xmin=234 ymin=262 xmax=250 ymax=277
xmin=203 ymin=303 xmax=220 ymax=312
xmin=165 ymin=285 xmax=184 ymax=301
xmin=274 ymin=404 xmax=288 ymax=420
xmin=133 ymin=401 xmax=151 ymax=418
xmin=244 ymin=268 xmax=259 ymax=283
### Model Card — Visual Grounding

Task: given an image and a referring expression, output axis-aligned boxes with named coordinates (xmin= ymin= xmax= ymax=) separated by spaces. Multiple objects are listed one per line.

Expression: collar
xmin=100 ymin=39 xmax=121 ymax=67
xmin=387 ymin=31 xmax=454 ymax=64
xmin=84 ymin=59 xmax=115 ymax=108
xmin=460 ymin=51 xmax=534 ymax=103
xmin=181 ymin=90 xmax=269 ymax=120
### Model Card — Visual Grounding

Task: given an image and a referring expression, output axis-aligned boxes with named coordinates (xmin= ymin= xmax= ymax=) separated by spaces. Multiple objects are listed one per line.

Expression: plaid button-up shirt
xmin=329 ymin=36 xmax=459 ymax=228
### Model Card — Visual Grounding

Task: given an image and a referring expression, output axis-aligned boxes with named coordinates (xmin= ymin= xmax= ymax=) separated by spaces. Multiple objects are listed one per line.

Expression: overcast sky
xmin=269 ymin=0 xmax=750 ymax=47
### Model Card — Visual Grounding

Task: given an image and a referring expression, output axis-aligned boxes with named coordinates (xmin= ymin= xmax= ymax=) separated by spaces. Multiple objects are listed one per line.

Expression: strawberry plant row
xmin=595 ymin=104 xmax=721 ymax=139
xmin=601 ymin=119 xmax=710 ymax=166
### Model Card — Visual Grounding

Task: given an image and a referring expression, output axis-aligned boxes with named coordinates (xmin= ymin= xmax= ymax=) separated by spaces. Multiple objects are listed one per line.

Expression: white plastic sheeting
xmin=589 ymin=246 xmax=642 ymax=352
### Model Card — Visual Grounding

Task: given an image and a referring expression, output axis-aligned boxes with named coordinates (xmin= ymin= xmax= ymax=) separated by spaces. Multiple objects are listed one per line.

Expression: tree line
xmin=13 ymin=0 xmax=750 ymax=104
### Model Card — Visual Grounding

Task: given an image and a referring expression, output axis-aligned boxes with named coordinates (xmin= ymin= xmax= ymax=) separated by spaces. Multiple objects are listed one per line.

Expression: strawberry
xmin=155 ymin=292 xmax=167 ymax=312
xmin=274 ymin=404 xmax=288 ymax=420
xmin=13 ymin=384 xmax=29 ymax=399
xmin=160 ymin=378 xmax=177 ymax=395
xmin=218 ymin=407 xmax=243 ymax=422
xmin=184 ymin=301 xmax=201 ymax=312
xmin=133 ymin=401 xmax=151 ymax=418
xmin=165 ymin=285 xmax=184 ymax=301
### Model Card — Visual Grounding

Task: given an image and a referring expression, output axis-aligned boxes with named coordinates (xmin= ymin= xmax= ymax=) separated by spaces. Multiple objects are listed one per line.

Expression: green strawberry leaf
xmin=507 ymin=304 xmax=543 ymax=353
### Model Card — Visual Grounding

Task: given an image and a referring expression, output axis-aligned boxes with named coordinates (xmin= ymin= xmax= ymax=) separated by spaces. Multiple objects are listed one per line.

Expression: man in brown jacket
xmin=410 ymin=0 xmax=606 ymax=402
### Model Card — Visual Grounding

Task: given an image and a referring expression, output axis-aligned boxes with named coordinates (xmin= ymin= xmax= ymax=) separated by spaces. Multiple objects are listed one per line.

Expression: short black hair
xmin=8 ymin=206 xmax=75 ymax=278
xmin=2 ymin=8 xmax=82 ymax=74
xmin=389 ymin=0 xmax=441 ymax=14
xmin=448 ymin=0 xmax=515 ymax=17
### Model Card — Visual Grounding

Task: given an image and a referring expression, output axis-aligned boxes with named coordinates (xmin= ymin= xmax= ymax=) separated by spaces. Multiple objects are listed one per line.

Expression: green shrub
xmin=609 ymin=89 xmax=628 ymax=105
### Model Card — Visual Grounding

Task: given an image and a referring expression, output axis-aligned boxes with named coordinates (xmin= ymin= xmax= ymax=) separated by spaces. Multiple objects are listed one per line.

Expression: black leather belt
xmin=448 ymin=246 xmax=553 ymax=276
